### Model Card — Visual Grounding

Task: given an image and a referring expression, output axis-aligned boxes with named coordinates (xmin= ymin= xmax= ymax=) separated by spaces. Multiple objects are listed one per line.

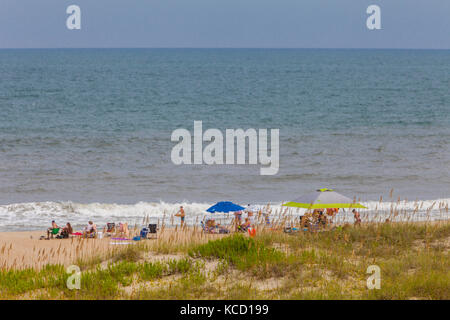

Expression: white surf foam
xmin=0 ymin=198 xmax=448 ymax=231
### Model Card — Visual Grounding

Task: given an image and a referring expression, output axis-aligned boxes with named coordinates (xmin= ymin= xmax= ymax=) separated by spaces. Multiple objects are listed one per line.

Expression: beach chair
xmin=201 ymin=221 xmax=215 ymax=234
xmin=106 ymin=223 xmax=115 ymax=233
xmin=146 ymin=224 xmax=157 ymax=239
xmin=104 ymin=223 xmax=116 ymax=237
xmin=47 ymin=227 xmax=60 ymax=239
xmin=82 ymin=228 xmax=97 ymax=238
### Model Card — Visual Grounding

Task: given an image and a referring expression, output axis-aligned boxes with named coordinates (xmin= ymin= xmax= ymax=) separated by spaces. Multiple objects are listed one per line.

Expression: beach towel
xmin=110 ymin=242 xmax=135 ymax=245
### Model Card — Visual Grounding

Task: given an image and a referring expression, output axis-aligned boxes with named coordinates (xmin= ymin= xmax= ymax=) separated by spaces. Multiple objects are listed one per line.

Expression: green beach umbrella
xmin=282 ymin=188 xmax=367 ymax=209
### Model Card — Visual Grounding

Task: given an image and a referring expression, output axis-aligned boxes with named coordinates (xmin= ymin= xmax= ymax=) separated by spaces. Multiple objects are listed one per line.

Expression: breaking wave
xmin=0 ymin=198 xmax=448 ymax=232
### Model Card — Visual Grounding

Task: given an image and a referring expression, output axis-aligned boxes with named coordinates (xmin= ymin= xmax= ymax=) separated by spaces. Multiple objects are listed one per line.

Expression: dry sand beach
xmin=1 ymin=219 xmax=448 ymax=270
xmin=0 ymin=227 xmax=226 ymax=270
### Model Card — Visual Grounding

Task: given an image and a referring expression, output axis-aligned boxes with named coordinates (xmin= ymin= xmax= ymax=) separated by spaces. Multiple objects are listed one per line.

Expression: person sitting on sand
xmin=311 ymin=210 xmax=319 ymax=225
xmin=47 ymin=220 xmax=60 ymax=239
xmin=204 ymin=219 xmax=216 ymax=233
xmin=83 ymin=221 xmax=97 ymax=238
xmin=300 ymin=215 xmax=310 ymax=229
xmin=118 ymin=222 xmax=130 ymax=237
xmin=318 ymin=211 xmax=328 ymax=228
xmin=352 ymin=209 xmax=361 ymax=226
xmin=241 ymin=218 xmax=251 ymax=231
xmin=206 ymin=218 xmax=216 ymax=228
xmin=203 ymin=219 xmax=229 ymax=234
xmin=60 ymin=223 xmax=73 ymax=239
xmin=175 ymin=206 xmax=185 ymax=227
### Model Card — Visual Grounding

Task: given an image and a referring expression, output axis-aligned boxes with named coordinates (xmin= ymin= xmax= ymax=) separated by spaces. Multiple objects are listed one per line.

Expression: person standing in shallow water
xmin=175 ymin=206 xmax=185 ymax=227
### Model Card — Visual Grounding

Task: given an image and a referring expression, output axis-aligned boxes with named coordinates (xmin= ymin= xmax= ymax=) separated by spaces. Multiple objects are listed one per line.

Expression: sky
xmin=1 ymin=0 xmax=449 ymax=49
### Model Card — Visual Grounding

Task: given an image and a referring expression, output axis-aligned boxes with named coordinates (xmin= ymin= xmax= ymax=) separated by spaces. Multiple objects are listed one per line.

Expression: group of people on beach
xmin=44 ymin=220 xmax=132 ymax=240
xmin=45 ymin=220 xmax=97 ymax=239
xmin=44 ymin=205 xmax=362 ymax=239
xmin=46 ymin=221 xmax=73 ymax=239
xmin=233 ymin=205 xmax=260 ymax=232
xmin=298 ymin=208 xmax=361 ymax=229
xmin=174 ymin=204 xmax=266 ymax=234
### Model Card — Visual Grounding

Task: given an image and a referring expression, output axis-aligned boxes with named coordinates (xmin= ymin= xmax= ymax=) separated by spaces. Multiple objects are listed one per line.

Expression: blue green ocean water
xmin=0 ymin=49 xmax=449 ymax=230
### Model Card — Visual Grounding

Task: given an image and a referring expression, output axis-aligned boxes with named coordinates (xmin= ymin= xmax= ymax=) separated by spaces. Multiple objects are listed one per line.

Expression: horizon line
xmin=1 ymin=47 xmax=450 ymax=50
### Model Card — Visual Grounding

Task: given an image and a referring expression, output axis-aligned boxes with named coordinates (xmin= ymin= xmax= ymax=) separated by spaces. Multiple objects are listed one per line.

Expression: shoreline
xmin=1 ymin=198 xmax=448 ymax=233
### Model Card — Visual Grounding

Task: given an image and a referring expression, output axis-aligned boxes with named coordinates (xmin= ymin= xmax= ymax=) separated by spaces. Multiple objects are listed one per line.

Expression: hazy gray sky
xmin=1 ymin=0 xmax=449 ymax=48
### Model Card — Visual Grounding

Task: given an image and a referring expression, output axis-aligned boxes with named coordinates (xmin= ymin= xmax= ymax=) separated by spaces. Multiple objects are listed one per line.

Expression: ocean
xmin=0 ymin=49 xmax=449 ymax=231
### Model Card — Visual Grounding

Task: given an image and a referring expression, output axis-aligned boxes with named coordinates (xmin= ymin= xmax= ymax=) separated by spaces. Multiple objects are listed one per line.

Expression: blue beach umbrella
xmin=206 ymin=201 xmax=245 ymax=213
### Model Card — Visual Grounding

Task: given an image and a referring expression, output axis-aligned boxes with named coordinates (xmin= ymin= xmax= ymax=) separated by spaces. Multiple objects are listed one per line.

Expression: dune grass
xmin=0 ymin=221 xmax=448 ymax=300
